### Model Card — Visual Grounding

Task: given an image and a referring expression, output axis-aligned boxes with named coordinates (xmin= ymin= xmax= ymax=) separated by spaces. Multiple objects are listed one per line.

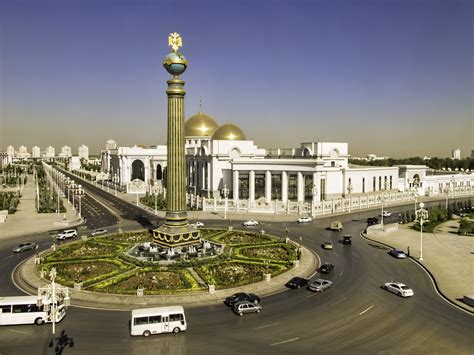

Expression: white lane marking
xmin=359 ymin=305 xmax=374 ymax=316
xmin=254 ymin=323 xmax=279 ymax=330
xmin=8 ymin=329 xmax=30 ymax=335
xmin=2 ymin=255 xmax=14 ymax=260
xmin=352 ymin=252 xmax=360 ymax=258
xmin=339 ymin=268 xmax=344 ymax=276
xmin=270 ymin=337 xmax=299 ymax=346
xmin=331 ymin=297 xmax=347 ymax=306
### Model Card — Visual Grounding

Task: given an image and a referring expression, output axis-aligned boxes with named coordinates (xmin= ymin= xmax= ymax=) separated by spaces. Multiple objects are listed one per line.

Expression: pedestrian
xmin=407 ymin=246 xmax=410 ymax=257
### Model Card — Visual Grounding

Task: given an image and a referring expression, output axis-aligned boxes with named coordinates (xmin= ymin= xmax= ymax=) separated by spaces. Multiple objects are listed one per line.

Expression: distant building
xmin=7 ymin=145 xmax=14 ymax=158
xmin=78 ymin=144 xmax=89 ymax=160
xmin=59 ymin=145 xmax=72 ymax=158
xmin=471 ymin=150 xmax=474 ymax=159
xmin=32 ymin=146 xmax=41 ymax=158
xmin=16 ymin=145 xmax=31 ymax=159
xmin=451 ymin=148 xmax=461 ymax=160
xmin=44 ymin=146 xmax=55 ymax=158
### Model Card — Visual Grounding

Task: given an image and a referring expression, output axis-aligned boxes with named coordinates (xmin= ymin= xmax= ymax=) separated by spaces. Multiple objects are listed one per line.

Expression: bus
xmin=131 ymin=306 xmax=187 ymax=337
xmin=0 ymin=296 xmax=66 ymax=326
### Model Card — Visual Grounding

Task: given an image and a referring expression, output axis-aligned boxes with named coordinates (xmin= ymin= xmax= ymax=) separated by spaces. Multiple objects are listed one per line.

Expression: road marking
xmin=8 ymin=329 xmax=30 ymax=335
xmin=339 ymin=268 xmax=344 ymax=276
xmin=307 ymin=292 xmax=319 ymax=298
xmin=254 ymin=323 xmax=278 ymax=330
xmin=359 ymin=305 xmax=374 ymax=316
xmin=270 ymin=337 xmax=299 ymax=346
xmin=352 ymin=252 xmax=360 ymax=258
xmin=331 ymin=297 xmax=347 ymax=306
xmin=2 ymin=255 xmax=14 ymax=260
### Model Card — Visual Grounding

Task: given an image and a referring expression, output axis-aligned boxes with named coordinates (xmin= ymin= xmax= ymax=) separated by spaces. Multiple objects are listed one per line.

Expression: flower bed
xmin=213 ymin=231 xmax=276 ymax=245
xmin=45 ymin=241 xmax=122 ymax=261
xmin=96 ymin=232 xmax=152 ymax=246
xmin=236 ymin=244 xmax=295 ymax=263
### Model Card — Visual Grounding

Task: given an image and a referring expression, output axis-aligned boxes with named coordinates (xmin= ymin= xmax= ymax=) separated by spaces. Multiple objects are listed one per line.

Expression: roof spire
xmin=199 ymin=97 xmax=203 ymax=114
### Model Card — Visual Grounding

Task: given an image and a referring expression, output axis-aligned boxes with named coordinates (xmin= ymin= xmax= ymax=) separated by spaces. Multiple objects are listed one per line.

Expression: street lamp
xmin=415 ymin=202 xmax=429 ymax=261
xmin=77 ymin=185 xmax=83 ymax=218
xmin=346 ymin=182 xmax=353 ymax=212
xmin=223 ymin=184 xmax=229 ymax=220
xmin=37 ymin=267 xmax=70 ymax=341
xmin=311 ymin=185 xmax=318 ymax=218
xmin=114 ymin=173 xmax=118 ymax=196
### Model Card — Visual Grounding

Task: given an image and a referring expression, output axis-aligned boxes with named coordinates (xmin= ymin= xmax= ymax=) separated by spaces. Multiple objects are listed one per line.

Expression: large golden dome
xmin=211 ymin=123 xmax=247 ymax=140
xmin=184 ymin=112 xmax=219 ymax=137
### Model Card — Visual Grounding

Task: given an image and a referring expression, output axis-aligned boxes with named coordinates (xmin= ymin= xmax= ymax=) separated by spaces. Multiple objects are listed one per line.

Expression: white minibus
xmin=0 ymin=295 xmax=66 ymax=326
xmin=131 ymin=306 xmax=187 ymax=337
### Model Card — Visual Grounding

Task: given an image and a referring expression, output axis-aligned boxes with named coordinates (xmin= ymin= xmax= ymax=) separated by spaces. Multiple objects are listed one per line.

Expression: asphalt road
xmin=0 ymin=194 xmax=472 ymax=354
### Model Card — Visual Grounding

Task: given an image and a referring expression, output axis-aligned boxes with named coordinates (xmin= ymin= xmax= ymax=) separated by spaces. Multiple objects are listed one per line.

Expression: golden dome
xmin=211 ymin=123 xmax=247 ymax=141
xmin=184 ymin=112 xmax=219 ymax=137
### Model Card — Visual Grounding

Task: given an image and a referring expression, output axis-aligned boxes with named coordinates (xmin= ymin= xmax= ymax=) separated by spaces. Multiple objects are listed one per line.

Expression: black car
xmin=319 ymin=263 xmax=334 ymax=274
xmin=285 ymin=277 xmax=309 ymax=289
xmin=367 ymin=217 xmax=379 ymax=225
xmin=342 ymin=235 xmax=352 ymax=245
xmin=224 ymin=292 xmax=260 ymax=307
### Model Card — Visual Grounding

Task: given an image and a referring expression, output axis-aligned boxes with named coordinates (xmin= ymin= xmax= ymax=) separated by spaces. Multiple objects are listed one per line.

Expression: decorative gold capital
xmin=168 ymin=32 xmax=183 ymax=53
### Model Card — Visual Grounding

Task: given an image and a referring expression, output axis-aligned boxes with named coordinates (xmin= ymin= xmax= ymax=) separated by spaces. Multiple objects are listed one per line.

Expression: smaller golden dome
xmin=185 ymin=112 xmax=219 ymax=137
xmin=212 ymin=123 xmax=247 ymax=141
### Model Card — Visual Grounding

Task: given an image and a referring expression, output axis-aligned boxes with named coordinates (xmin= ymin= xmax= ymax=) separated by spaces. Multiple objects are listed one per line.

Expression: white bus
xmin=131 ymin=306 xmax=187 ymax=337
xmin=0 ymin=296 xmax=66 ymax=326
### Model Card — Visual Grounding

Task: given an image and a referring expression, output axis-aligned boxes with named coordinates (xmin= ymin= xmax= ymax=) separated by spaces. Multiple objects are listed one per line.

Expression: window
xmin=362 ymin=178 xmax=365 ymax=193
xmin=0 ymin=305 xmax=11 ymax=313
xmin=149 ymin=315 xmax=161 ymax=323
xmin=373 ymin=177 xmax=376 ymax=191
xmin=390 ymin=176 xmax=393 ymax=189
xmin=13 ymin=304 xmax=31 ymax=313
xmin=169 ymin=313 xmax=184 ymax=322
xmin=134 ymin=316 xmax=149 ymax=326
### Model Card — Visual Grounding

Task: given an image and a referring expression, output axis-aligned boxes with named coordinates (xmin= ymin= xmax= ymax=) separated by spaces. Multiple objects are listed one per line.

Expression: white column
xmin=207 ymin=162 xmax=211 ymax=192
xmin=249 ymin=170 xmax=255 ymax=202
xmin=297 ymin=172 xmax=304 ymax=203
xmin=233 ymin=170 xmax=239 ymax=202
xmin=313 ymin=172 xmax=320 ymax=201
xmin=282 ymin=171 xmax=288 ymax=203
xmin=265 ymin=171 xmax=272 ymax=204
xmin=201 ymin=162 xmax=206 ymax=190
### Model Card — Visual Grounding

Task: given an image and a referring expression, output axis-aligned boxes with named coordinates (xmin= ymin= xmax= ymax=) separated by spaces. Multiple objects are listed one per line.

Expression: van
xmin=130 ymin=306 xmax=187 ymax=337
xmin=330 ymin=221 xmax=343 ymax=231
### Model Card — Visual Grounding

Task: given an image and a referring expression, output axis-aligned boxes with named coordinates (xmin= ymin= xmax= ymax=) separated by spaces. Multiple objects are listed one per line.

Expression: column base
xmin=152 ymin=224 xmax=200 ymax=247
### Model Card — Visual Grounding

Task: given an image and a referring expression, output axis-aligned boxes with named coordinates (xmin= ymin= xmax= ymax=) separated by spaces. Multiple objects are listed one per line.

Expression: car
xmin=297 ymin=216 xmax=312 ymax=223
xmin=243 ymin=220 xmax=259 ymax=227
xmin=308 ymin=278 xmax=333 ymax=292
xmin=233 ymin=301 xmax=263 ymax=316
xmin=91 ymin=228 xmax=108 ymax=236
xmin=224 ymin=292 xmax=260 ymax=307
xmin=57 ymin=229 xmax=77 ymax=240
xmin=319 ymin=263 xmax=334 ymax=274
xmin=285 ymin=277 xmax=309 ymax=289
xmin=389 ymin=248 xmax=407 ymax=259
xmin=382 ymin=210 xmax=392 ymax=217
xmin=194 ymin=221 xmax=205 ymax=228
xmin=342 ymin=235 xmax=352 ymax=245
xmin=383 ymin=282 xmax=414 ymax=297
xmin=330 ymin=221 xmax=343 ymax=231
xmin=367 ymin=217 xmax=379 ymax=225
xmin=12 ymin=242 xmax=37 ymax=253
xmin=321 ymin=242 xmax=333 ymax=250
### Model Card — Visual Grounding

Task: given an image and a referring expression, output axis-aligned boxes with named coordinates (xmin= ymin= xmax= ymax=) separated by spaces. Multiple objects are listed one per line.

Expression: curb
xmin=360 ymin=231 xmax=474 ymax=315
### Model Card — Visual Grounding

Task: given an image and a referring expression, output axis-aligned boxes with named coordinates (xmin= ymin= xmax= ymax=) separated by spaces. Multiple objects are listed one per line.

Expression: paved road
xmin=0 ymin=211 xmax=472 ymax=354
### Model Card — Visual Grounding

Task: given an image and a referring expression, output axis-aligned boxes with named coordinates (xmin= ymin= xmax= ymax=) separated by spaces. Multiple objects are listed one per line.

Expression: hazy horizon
xmin=1 ymin=0 xmax=472 ymax=158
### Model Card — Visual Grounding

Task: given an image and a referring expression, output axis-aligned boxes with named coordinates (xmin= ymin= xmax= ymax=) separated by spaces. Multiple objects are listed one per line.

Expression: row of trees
xmin=0 ymin=191 xmax=20 ymax=214
xmin=350 ymin=157 xmax=473 ymax=171
xmin=80 ymin=158 xmax=101 ymax=172
xmin=36 ymin=165 xmax=66 ymax=213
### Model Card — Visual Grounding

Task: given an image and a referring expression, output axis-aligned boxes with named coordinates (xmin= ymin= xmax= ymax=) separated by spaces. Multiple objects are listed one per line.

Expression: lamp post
xmin=415 ymin=202 xmax=429 ymax=261
xmin=223 ymin=184 xmax=229 ymax=220
xmin=71 ymin=181 xmax=75 ymax=212
xmin=37 ymin=267 xmax=70 ymax=346
xmin=311 ymin=185 xmax=318 ymax=218
xmin=154 ymin=192 xmax=158 ymax=215
xmin=114 ymin=173 xmax=117 ymax=196
xmin=77 ymin=185 xmax=83 ymax=218
xmin=346 ymin=183 xmax=353 ymax=212
xmin=444 ymin=186 xmax=449 ymax=210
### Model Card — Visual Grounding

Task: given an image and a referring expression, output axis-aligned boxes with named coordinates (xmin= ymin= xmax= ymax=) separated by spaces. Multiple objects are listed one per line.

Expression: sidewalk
xmin=0 ymin=176 xmax=83 ymax=241
xmin=365 ymin=220 xmax=473 ymax=312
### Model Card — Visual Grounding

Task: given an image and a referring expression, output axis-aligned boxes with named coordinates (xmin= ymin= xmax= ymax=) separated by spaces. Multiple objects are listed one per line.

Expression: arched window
xmin=131 ymin=160 xmax=145 ymax=181
xmin=156 ymin=164 xmax=163 ymax=180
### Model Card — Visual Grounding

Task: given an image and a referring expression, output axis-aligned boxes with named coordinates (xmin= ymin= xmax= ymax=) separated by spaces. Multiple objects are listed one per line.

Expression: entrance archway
xmin=131 ymin=160 xmax=145 ymax=181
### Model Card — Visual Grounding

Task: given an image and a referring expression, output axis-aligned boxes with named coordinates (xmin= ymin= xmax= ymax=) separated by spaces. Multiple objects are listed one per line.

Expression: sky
xmin=0 ymin=0 xmax=472 ymax=158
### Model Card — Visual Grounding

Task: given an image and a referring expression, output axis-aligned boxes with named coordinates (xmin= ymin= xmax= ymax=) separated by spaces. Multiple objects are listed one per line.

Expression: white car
xmin=383 ymin=282 xmax=414 ymax=297
xmin=194 ymin=221 xmax=204 ymax=228
xmin=57 ymin=229 xmax=77 ymax=240
xmin=382 ymin=211 xmax=392 ymax=217
xmin=243 ymin=220 xmax=259 ymax=227
xmin=297 ymin=216 xmax=312 ymax=223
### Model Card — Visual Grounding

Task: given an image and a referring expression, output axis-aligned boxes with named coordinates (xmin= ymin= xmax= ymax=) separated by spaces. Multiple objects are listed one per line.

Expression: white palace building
xmin=100 ymin=112 xmax=473 ymax=216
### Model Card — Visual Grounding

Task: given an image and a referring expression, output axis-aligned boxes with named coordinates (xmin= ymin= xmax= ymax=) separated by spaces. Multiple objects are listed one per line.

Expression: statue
xmin=168 ymin=32 xmax=183 ymax=53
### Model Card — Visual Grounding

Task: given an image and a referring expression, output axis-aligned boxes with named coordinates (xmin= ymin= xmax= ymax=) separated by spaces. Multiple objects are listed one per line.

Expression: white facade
xmin=452 ymin=148 xmax=461 ymax=160
xmin=78 ymin=145 xmax=89 ymax=160
xmin=59 ymin=145 xmax=72 ymax=158
xmin=44 ymin=146 xmax=55 ymax=158
xmin=32 ymin=146 xmax=41 ymax=158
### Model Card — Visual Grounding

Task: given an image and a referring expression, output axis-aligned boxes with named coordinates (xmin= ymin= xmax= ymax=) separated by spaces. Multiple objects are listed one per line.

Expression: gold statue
xmin=168 ymin=32 xmax=183 ymax=53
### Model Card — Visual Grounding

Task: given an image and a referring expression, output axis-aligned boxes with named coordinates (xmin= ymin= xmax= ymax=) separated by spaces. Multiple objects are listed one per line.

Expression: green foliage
xmin=140 ymin=192 xmax=166 ymax=210
xmin=0 ymin=192 xmax=20 ymax=214
xmin=458 ymin=218 xmax=474 ymax=236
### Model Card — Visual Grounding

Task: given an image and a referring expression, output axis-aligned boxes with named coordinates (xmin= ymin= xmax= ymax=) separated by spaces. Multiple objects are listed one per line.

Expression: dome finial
xmin=199 ymin=97 xmax=203 ymax=114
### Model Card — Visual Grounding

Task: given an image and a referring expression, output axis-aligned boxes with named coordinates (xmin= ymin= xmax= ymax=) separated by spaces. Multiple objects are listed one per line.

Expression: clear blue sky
xmin=0 ymin=0 xmax=472 ymax=157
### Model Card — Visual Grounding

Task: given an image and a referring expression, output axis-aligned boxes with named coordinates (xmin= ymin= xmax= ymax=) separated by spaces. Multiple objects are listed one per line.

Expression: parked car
xmin=389 ymin=248 xmax=407 ymax=259
xmin=224 ymin=292 xmax=260 ymax=307
xmin=297 ymin=216 xmax=312 ymax=223
xmin=367 ymin=217 xmax=379 ymax=225
xmin=342 ymin=235 xmax=352 ymax=245
xmin=233 ymin=301 xmax=262 ymax=316
xmin=321 ymin=242 xmax=333 ymax=250
xmin=382 ymin=211 xmax=392 ymax=217
xmin=91 ymin=228 xmax=107 ymax=236
xmin=285 ymin=277 xmax=309 ymax=289
xmin=383 ymin=282 xmax=414 ymax=297
xmin=308 ymin=278 xmax=333 ymax=292
xmin=12 ymin=242 xmax=37 ymax=253
xmin=57 ymin=229 xmax=77 ymax=240
xmin=330 ymin=221 xmax=343 ymax=231
xmin=194 ymin=221 xmax=205 ymax=228
xmin=243 ymin=220 xmax=259 ymax=227
xmin=319 ymin=263 xmax=334 ymax=274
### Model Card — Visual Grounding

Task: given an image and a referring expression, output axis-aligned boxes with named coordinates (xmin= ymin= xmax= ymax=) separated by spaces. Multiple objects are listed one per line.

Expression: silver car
xmin=233 ymin=301 xmax=262 ymax=316
xmin=12 ymin=242 xmax=37 ymax=253
xmin=383 ymin=282 xmax=414 ymax=297
xmin=308 ymin=278 xmax=333 ymax=292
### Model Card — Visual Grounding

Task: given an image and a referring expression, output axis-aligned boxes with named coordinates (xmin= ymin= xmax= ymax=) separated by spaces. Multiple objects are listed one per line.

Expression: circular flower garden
xmin=38 ymin=229 xmax=298 ymax=295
